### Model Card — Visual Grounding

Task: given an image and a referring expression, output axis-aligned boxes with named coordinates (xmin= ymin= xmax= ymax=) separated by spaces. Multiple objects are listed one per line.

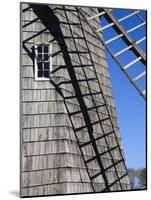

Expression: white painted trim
xmin=34 ymin=43 xmax=52 ymax=81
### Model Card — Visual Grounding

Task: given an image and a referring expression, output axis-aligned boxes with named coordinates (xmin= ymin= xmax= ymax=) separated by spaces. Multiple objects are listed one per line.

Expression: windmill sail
xmin=78 ymin=8 xmax=146 ymax=99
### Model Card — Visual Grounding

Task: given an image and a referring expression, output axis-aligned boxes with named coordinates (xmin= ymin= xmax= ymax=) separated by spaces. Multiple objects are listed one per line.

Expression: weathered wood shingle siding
xmin=21 ymin=3 xmax=130 ymax=197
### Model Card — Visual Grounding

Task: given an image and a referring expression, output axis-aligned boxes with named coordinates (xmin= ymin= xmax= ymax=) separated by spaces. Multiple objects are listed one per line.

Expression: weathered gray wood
xmin=21 ymin=3 xmax=130 ymax=197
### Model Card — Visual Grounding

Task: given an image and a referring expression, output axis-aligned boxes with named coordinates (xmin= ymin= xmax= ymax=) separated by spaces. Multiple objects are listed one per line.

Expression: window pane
xmin=37 ymin=46 xmax=42 ymax=53
xmin=37 ymin=62 xmax=43 ymax=70
xmin=44 ymin=71 xmax=49 ymax=78
xmin=35 ymin=44 xmax=51 ymax=80
xmin=44 ymin=45 xmax=48 ymax=53
xmin=44 ymin=62 xmax=49 ymax=70
xmin=38 ymin=70 xmax=43 ymax=77
xmin=37 ymin=53 xmax=42 ymax=60
xmin=44 ymin=54 xmax=49 ymax=60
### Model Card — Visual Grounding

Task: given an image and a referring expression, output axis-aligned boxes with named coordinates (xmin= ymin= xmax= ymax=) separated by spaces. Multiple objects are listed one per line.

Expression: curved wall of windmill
xmin=20 ymin=3 xmax=130 ymax=197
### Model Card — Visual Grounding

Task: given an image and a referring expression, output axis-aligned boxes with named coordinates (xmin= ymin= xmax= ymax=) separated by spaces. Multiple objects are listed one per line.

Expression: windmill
xmin=20 ymin=2 xmax=146 ymax=197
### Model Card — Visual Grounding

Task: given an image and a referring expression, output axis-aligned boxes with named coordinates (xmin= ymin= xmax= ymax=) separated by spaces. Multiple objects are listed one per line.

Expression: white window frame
xmin=34 ymin=43 xmax=52 ymax=81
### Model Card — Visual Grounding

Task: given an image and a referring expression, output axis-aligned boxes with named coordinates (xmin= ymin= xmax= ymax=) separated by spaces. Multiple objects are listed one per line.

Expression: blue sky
xmin=100 ymin=9 xmax=146 ymax=169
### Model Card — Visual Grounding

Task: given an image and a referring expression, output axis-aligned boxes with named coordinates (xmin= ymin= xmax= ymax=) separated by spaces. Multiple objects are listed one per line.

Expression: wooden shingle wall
xmin=21 ymin=3 xmax=130 ymax=197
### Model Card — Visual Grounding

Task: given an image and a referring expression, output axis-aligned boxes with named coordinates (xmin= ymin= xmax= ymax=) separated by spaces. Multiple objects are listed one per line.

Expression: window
xmin=34 ymin=44 xmax=52 ymax=80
